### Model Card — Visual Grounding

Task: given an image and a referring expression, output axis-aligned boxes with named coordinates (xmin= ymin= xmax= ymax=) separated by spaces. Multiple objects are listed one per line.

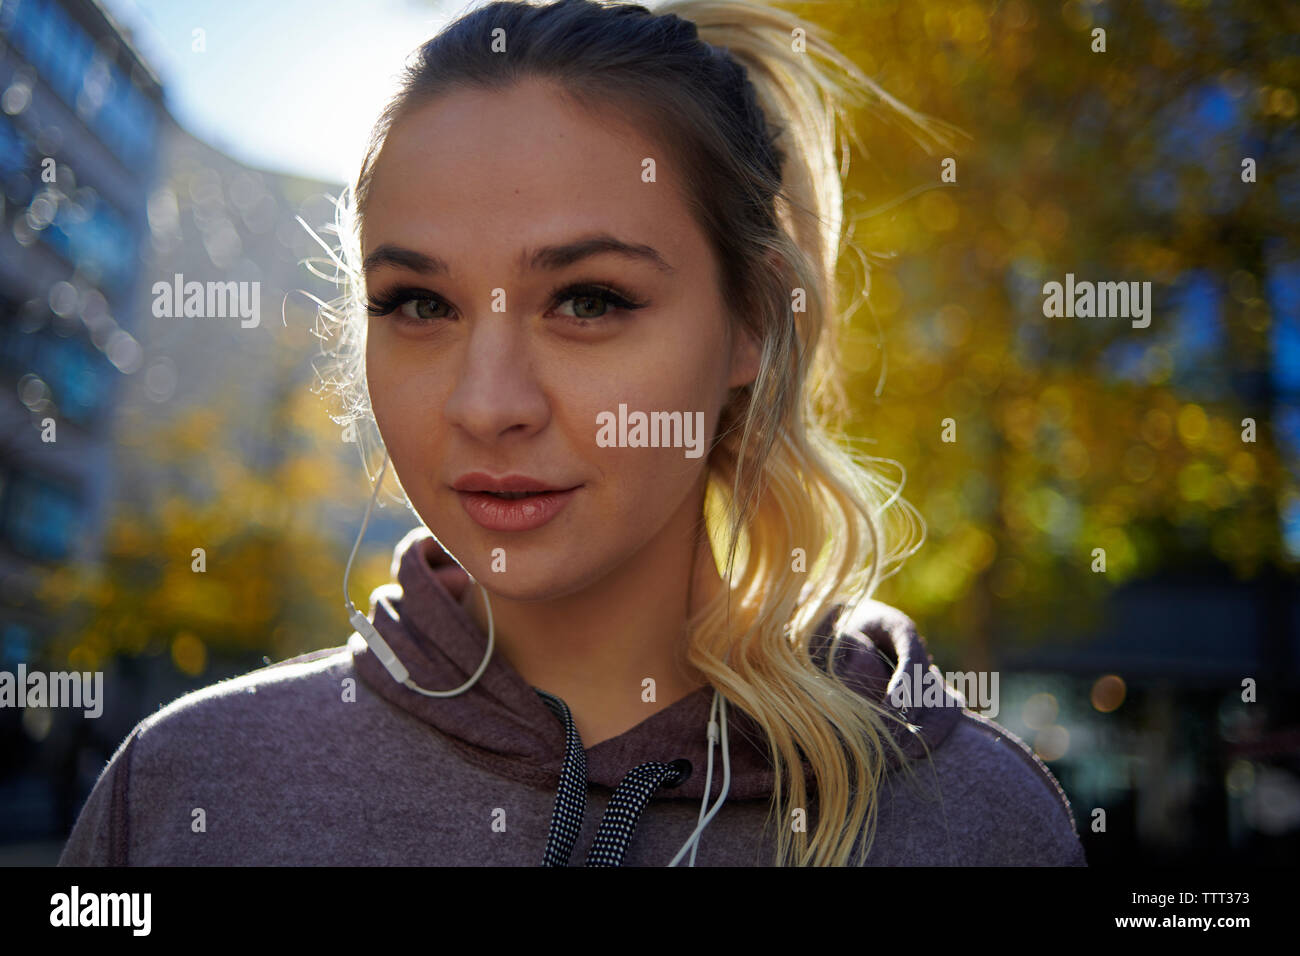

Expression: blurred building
xmin=112 ymin=97 xmax=346 ymax=516
xmin=0 ymin=0 xmax=163 ymax=701
xmin=0 ymin=0 xmax=404 ymax=852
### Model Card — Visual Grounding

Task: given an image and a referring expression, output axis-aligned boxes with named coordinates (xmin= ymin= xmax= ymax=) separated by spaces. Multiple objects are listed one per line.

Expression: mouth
xmin=473 ymin=490 xmax=565 ymax=500
xmin=455 ymin=486 xmax=581 ymax=532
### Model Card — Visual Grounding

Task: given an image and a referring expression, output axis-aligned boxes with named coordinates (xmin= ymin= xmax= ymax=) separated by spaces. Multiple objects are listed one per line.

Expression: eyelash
xmin=364 ymin=282 xmax=647 ymax=326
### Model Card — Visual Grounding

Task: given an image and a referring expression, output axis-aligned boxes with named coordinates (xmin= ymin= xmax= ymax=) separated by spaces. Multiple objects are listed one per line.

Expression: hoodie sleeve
xmin=57 ymin=728 xmax=138 ymax=867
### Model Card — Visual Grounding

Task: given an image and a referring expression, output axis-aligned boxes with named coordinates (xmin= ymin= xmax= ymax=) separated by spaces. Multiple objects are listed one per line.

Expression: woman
xmin=60 ymin=0 xmax=1085 ymax=866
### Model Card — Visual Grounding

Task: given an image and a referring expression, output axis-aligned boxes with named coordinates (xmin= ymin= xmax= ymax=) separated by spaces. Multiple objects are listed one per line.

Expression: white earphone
xmin=668 ymin=686 xmax=731 ymax=866
xmin=344 ymin=447 xmax=731 ymax=863
xmin=343 ymin=449 xmax=495 ymax=696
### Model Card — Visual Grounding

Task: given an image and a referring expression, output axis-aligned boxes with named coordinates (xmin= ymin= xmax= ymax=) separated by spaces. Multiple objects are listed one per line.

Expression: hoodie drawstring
xmin=535 ymin=688 xmax=587 ymax=866
xmin=535 ymin=688 xmax=692 ymax=866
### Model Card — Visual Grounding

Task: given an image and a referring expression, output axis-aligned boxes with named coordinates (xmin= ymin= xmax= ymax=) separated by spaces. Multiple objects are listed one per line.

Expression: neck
xmin=458 ymin=476 xmax=722 ymax=748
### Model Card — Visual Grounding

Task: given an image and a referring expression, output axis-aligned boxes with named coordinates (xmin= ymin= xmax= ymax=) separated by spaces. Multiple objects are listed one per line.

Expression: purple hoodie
xmin=58 ymin=529 xmax=1086 ymax=866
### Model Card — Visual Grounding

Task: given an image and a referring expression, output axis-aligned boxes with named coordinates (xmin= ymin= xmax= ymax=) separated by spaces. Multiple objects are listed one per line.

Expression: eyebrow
xmin=361 ymin=233 xmax=676 ymax=278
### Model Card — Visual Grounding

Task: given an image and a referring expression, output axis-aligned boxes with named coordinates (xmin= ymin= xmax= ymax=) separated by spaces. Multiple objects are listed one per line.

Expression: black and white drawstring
xmin=535 ymin=688 xmax=693 ymax=867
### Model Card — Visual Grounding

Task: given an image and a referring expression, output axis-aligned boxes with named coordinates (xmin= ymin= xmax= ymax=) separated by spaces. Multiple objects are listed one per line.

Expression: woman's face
xmin=361 ymin=77 xmax=759 ymax=599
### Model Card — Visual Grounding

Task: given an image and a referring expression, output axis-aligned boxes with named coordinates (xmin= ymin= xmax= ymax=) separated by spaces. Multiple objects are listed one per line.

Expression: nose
xmin=442 ymin=314 xmax=550 ymax=443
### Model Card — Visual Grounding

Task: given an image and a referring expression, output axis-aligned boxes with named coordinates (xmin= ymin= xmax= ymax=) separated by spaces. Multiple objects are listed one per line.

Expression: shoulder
xmin=127 ymin=645 xmax=363 ymax=773
xmin=125 ymin=645 xmax=370 ymax=782
xmin=59 ymin=646 xmax=359 ymax=865
xmin=115 ymin=645 xmax=371 ymax=809
xmin=905 ymin=709 xmax=1087 ymax=865
xmin=135 ymin=646 xmax=354 ymax=741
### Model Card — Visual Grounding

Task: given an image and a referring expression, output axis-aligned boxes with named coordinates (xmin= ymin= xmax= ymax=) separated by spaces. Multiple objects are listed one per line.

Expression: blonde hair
xmin=306 ymin=0 xmax=963 ymax=865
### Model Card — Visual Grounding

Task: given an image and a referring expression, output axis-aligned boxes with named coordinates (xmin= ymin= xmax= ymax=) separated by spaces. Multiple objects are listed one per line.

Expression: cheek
xmin=366 ymin=333 xmax=444 ymax=466
xmin=577 ymin=356 xmax=725 ymax=498
xmin=577 ymin=310 xmax=731 ymax=410
xmin=364 ymin=333 xmax=400 ymax=436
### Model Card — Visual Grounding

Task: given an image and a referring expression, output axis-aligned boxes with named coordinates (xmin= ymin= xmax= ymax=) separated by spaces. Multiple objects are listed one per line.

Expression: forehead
xmin=361 ymin=78 xmax=691 ymax=265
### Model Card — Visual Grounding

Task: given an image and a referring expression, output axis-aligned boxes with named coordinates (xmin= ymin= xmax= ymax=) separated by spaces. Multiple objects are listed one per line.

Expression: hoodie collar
xmin=349 ymin=529 xmax=962 ymax=801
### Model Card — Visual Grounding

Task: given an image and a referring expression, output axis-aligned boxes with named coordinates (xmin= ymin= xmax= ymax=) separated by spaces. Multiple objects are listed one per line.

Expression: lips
xmin=456 ymin=486 xmax=579 ymax=532
xmin=451 ymin=472 xmax=577 ymax=495
xmin=450 ymin=473 xmax=580 ymax=531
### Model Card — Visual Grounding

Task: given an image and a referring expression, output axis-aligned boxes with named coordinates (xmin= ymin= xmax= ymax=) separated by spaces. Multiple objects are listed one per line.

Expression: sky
xmin=97 ymin=0 xmax=471 ymax=186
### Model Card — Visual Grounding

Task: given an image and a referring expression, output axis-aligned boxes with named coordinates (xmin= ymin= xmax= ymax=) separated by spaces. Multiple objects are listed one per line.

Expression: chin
xmin=479 ymin=570 xmax=580 ymax=603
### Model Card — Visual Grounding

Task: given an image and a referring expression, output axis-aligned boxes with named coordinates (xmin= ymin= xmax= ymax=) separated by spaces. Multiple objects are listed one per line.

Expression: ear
xmin=726 ymin=249 xmax=783 ymax=390
xmin=727 ymin=322 xmax=761 ymax=390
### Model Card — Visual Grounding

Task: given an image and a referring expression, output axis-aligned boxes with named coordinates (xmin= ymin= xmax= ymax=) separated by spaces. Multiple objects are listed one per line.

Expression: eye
xmin=364 ymin=282 xmax=647 ymax=326
xmin=559 ymin=291 xmax=610 ymax=320
xmin=365 ymin=286 xmax=450 ymax=323
xmin=397 ymin=297 xmax=449 ymax=322
xmin=552 ymin=283 xmax=645 ymax=324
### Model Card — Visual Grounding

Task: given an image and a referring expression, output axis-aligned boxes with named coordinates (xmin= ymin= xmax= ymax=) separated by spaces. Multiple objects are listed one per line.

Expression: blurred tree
xmin=35 ymin=345 xmax=392 ymax=677
xmin=781 ymin=0 xmax=1298 ymax=656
